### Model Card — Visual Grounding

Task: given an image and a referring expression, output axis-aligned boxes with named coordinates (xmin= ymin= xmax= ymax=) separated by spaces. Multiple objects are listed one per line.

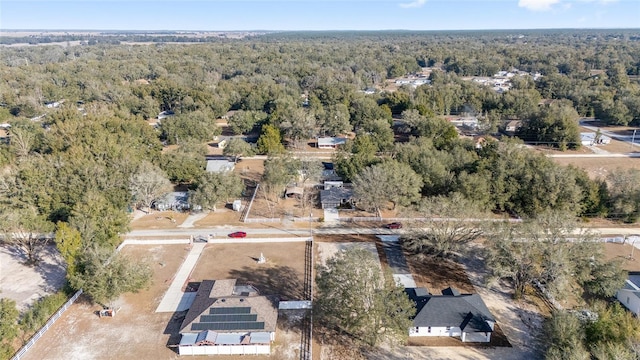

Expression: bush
xmin=19 ymin=291 xmax=69 ymax=333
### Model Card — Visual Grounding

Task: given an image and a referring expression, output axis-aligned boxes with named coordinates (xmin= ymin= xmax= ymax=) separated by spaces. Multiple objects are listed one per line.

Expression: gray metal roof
xmin=627 ymin=273 xmax=640 ymax=289
xmin=195 ymin=330 xmax=218 ymax=343
xmin=206 ymin=160 xmax=235 ymax=173
xmin=406 ymin=288 xmax=495 ymax=333
xmin=317 ymin=137 xmax=347 ymax=147
xmin=250 ymin=332 xmax=272 ymax=344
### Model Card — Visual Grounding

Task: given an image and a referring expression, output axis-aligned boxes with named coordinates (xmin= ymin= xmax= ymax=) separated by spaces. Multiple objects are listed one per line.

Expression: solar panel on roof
xmin=191 ymin=322 xmax=265 ymax=331
xmin=209 ymin=307 xmax=251 ymax=315
xmin=200 ymin=314 xmax=258 ymax=323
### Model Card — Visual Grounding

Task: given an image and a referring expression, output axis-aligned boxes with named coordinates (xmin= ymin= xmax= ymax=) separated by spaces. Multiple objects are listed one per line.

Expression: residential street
xmin=125 ymin=225 xmax=640 ymax=239
xmin=580 ymin=118 xmax=640 ymax=149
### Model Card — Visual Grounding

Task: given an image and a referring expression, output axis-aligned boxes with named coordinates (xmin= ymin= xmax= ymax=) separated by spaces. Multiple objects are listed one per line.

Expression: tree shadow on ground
xmin=34 ymin=245 xmax=67 ymax=293
xmin=1 ymin=243 xmax=67 ymax=294
xmin=228 ymin=265 xmax=305 ymax=306
xmin=405 ymin=253 xmax=476 ymax=294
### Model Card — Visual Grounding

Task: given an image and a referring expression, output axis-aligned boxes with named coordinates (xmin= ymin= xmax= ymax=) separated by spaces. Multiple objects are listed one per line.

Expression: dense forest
xmin=0 ymin=29 xmax=638 ymax=244
xmin=0 ymin=29 xmax=639 ymax=358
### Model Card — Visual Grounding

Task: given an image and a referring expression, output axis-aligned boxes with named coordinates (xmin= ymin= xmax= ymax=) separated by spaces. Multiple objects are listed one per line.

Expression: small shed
xmin=232 ymin=200 xmax=242 ymax=212
xmin=285 ymin=186 xmax=304 ymax=199
xmin=213 ymin=136 xmax=228 ymax=149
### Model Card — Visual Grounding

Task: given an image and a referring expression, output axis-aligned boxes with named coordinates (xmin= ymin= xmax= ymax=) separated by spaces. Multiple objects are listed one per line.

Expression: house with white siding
xmin=617 ymin=272 xmax=640 ymax=316
xmin=405 ymin=287 xmax=496 ymax=343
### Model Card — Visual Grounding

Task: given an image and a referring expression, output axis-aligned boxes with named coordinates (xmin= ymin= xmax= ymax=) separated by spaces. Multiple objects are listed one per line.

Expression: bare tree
xmin=0 ymin=206 xmax=54 ymax=265
xmin=129 ymin=161 xmax=172 ymax=212
xmin=402 ymin=193 xmax=486 ymax=259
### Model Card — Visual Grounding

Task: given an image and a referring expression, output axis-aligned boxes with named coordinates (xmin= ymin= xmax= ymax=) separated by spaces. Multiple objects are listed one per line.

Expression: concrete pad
xmin=393 ymin=274 xmax=417 ymax=288
xmin=156 ymin=243 xmax=206 ymax=312
xmin=323 ymin=208 xmax=339 ymax=223
xmin=377 ymin=235 xmax=401 ymax=243
xmin=177 ymin=213 xmax=208 ymax=228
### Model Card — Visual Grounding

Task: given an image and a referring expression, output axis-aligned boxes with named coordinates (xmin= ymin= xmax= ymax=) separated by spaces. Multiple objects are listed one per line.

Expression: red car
xmin=228 ymin=231 xmax=247 ymax=238
xmin=384 ymin=222 xmax=403 ymax=229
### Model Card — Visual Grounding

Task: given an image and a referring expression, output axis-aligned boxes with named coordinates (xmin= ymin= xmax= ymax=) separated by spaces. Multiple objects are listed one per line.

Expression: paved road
xmin=580 ymin=119 xmax=640 ymax=148
xmin=547 ymin=153 xmax=640 ymax=158
xmin=125 ymin=225 xmax=640 ymax=239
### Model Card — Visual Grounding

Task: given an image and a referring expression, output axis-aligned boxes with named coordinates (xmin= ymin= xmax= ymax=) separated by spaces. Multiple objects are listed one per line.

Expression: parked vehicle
xmin=384 ymin=222 xmax=402 ymax=229
xmin=228 ymin=231 xmax=247 ymax=238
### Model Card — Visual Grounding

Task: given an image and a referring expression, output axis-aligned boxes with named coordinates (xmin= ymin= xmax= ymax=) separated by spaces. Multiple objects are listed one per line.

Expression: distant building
xmin=206 ymin=159 xmax=235 ymax=173
xmin=448 ymin=117 xmax=478 ymax=129
xmin=317 ymin=137 xmax=347 ymax=149
xmin=153 ymin=192 xmax=190 ymax=212
xmin=320 ymin=187 xmax=354 ymax=209
xmin=581 ymin=132 xmax=611 ymax=146
xmin=213 ymin=136 xmax=229 ymax=149
xmin=158 ymin=110 xmax=175 ymax=120
xmin=503 ymin=120 xmax=522 ymax=136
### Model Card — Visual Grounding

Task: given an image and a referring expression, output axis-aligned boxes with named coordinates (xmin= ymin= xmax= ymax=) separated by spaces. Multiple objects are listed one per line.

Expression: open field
xmin=551 ymin=156 xmax=640 ymax=179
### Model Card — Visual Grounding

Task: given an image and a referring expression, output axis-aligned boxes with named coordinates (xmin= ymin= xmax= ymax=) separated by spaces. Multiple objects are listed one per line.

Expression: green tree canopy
xmin=69 ymin=246 xmax=152 ymax=306
xmin=189 ymin=172 xmax=244 ymax=211
xmin=315 ymin=248 xmax=415 ymax=347
xmin=256 ymin=124 xmax=285 ymax=155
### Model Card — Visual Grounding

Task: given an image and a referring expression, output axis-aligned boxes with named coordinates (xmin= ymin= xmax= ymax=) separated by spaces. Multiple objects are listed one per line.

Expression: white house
xmin=405 ymin=287 xmax=496 ymax=343
xmin=153 ymin=192 xmax=190 ymax=212
xmin=617 ymin=272 xmax=640 ymax=316
xmin=213 ymin=136 xmax=228 ymax=149
xmin=317 ymin=137 xmax=347 ymax=149
xmin=178 ymin=279 xmax=278 ymax=356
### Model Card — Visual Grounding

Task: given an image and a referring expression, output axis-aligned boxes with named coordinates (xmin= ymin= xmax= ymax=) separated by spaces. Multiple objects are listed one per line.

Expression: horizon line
xmin=2 ymin=27 xmax=640 ymax=32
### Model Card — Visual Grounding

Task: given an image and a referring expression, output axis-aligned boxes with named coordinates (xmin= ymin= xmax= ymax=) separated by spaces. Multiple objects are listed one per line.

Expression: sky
xmin=0 ymin=0 xmax=638 ymax=31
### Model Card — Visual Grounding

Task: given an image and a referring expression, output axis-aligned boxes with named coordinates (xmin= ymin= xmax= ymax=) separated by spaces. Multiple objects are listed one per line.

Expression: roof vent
xmin=239 ymin=298 xmax=245 ymax=302
xmin=220 ymin=299 xmax=226 ymax=302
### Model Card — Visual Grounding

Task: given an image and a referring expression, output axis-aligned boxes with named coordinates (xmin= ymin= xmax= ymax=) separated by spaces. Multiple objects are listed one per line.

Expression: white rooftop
xmin=206 ymin=160 xmax=235 ymax=173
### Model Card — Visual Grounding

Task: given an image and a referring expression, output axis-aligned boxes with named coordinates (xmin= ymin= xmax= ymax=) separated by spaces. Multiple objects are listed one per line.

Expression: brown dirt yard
xmin=21 ymin=244 xmax=188 ymax=360
xmin=189 ymin=242 xmax=307 ymax=301
xmin=603 ymin=242 xmax=640 ymax=271
xmin=20 ymin=243 xmax=308 ymax=360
